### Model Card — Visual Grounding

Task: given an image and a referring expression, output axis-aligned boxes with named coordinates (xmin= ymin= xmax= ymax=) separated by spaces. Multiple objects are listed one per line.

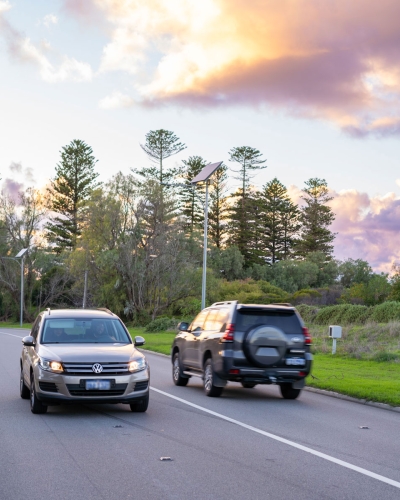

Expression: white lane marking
xmin=151 ymin=387 xmax=400 ymax=489
xmin=0 ymin=331 xmax=25 ymax=339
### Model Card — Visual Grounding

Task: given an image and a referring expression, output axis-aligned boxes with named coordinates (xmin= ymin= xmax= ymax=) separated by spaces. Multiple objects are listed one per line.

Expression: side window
xmin=215 ymin=309 xmax=229 ymax=331
xmin=203 ymin=309 xmax=219 ymax=331
xmin=31 ymin=316 xmax=42 ymax=340
xmin=190 ymin=310 xmax=209 ymax=333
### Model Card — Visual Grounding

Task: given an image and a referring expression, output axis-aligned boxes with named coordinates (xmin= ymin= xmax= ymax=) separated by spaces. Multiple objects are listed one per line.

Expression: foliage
xmin=208 ymin=162 xmax=229 ymax=248
xmin=257 ymin=178 xmax=300 ymax=263
xmin=370 ymin=301 xmax=400 ymax=323
xmin=144 ymin=317 xmax=178 ymax=332
xmin=297 ymin=178 xmax=336 ymax=258
xmin=46 ymin=139 xmax=99 ymax=252
xmin=217 ymin=279 xmax=289 ymax=304
xmin=179 ymin=156 xmax=207 ymax=233
xmin=136 ymin=129 xmax=186 ymax=185
xmin=338 ymin=258 xmax=373 ymax=287
xmin=209 ymin=245 xmax=245 ymax=281
xmin=340 ymin=273 xmax=391 ymax=306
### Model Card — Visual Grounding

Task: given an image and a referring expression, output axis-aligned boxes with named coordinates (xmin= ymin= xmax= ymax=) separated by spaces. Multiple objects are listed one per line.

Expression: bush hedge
xmin=297 ymin=301 xmax=400 ymax=325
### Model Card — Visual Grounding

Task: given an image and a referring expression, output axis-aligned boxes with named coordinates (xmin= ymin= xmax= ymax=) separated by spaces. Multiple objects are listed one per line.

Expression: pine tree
xmin=228 ymin=146 xmax=267 ymax=201
xmin=136 ymin=129 xmax=186 ymax=185
xmin=259 ymin=178 xmax=300 ymax=263
xmin=179 ymin=156 xmax=207 ymax=234
xmin=208 ymin=163 xmax=229 ymax=248
xmin=297 ymin=178 xmax=336 ymax=258
xmin=46 ymin=139 xmax=99 ymax=252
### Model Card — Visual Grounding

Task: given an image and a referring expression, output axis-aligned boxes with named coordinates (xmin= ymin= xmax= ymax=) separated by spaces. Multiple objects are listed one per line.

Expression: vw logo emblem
xmin=291 ymin=337 xmax=301 ymax=343
xmin=92 ymin=363 xmax=103 ymax=374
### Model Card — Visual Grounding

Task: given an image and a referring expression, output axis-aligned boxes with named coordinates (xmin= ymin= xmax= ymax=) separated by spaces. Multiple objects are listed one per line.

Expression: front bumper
xmin=33 ymin=366 xmax=150 ymax=405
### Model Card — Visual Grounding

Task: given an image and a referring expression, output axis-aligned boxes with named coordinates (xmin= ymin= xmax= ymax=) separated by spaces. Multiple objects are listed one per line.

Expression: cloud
xmin=99 ymin=91 xmax=135 ymax=109
xmin=43 ymin=14 xmax=58 ymax=28
xmin=0 ymin=6 xmax=93 ymax=83
xmin=330 ymin=189 xmax=400 ymax=272
xmin=78 ymin=0 xmax=400 ymax=136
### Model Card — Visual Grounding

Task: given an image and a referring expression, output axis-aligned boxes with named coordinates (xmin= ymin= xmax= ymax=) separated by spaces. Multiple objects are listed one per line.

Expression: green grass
xmin=127 ymin=327 xmax=175 ymax=356
xmin=0 ymin=321 xmax=33 ymax=329
xmin=308 ymin=354 xmax=400 ymax=406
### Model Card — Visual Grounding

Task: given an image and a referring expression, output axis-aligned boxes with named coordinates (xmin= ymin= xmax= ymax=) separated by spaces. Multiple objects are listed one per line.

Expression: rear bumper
xmin=218 ymin=352 xmax=313 ymax=384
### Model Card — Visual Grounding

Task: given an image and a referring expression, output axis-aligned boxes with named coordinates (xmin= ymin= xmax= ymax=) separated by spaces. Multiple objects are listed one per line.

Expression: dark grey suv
xmin=171 ymin=301 xmax=312 ymax=398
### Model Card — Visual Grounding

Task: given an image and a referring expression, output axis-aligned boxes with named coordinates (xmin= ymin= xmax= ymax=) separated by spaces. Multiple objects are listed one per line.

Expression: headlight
xmin=39 ymin=358 xmax=64 ymax=373
xmin=128 ymin=358 xmax=146 ymax=373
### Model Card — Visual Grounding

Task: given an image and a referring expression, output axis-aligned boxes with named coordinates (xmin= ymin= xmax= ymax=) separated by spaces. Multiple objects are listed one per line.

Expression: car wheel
xmin=241 ymin=382 xmax=257 ymax=389
xmin=280 ymin=383 xmax=301 ymax=400
xmin=20 ymin=368 xmax=30 ymax=399
xmin=172 ymin=353 xmax=189 ymax=386
xmin=130 ymin=393 xmax=149 ymax=412
xmin=203 ymin=359 xmax=223 ymax=397
xmin=30 ymin=374 xmax=48 ymax=414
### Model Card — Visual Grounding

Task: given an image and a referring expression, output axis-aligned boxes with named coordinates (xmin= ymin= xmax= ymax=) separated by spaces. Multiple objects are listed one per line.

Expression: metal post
xmin=83 ymin=269 xmax=88 ymax=309
xmin=20 ymin=256 xmax=24 ymax=327
xmin=201 ymin=181 xmax=209 ymax=310
xmin=332 ymin=338 xmax=337 ymax=355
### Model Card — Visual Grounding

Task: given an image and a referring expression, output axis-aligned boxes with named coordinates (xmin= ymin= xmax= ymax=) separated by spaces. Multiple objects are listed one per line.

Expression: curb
xmin=141 ymin=349 xmax=400 ymax=414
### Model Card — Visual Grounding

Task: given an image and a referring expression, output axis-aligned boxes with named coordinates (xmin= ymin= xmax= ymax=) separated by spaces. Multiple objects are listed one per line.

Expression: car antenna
xmin=46 ymin=307 xmax=51 ymax=315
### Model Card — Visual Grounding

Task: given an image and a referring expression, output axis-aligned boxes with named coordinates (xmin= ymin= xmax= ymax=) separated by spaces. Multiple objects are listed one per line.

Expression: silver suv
xmin=20 ymin=309 xmax=150 ymax=414
xmin=171 ymin=301 xmax=312 ymax=398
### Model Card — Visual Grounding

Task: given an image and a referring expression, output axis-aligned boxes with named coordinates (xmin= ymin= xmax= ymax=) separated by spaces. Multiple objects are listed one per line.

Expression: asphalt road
xmin=1 ymin=328 xmax=400 ymax=500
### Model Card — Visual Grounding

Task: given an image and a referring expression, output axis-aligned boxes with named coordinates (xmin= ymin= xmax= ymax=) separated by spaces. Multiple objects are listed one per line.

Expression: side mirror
xmin=134 ymin=335 xmax=145 ymax=347
xmin=22 ymin=336 xmax=35 ymax=347
xmin=178 ymin=322 xmax=189 ymax=332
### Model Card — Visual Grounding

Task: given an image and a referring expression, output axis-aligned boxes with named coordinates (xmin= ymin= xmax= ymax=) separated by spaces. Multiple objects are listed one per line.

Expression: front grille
xmin=63 ymin=362 xmax=130 ymax=376
xmin=66 ymin=383 xmax=128 ymax=397
xmin=39 ymin=382 xmax=58 ymax=393
xmin=134 ymin=381 xmax=148 ymax=392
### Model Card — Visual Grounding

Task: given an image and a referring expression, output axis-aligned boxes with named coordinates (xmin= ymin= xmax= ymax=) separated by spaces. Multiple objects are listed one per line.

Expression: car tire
xmin=20 ymin=368 xmax=30 ymax=399
xmin=241 ymin=382 xmax=257 ymax=389
xmin=203 ymin=359 xmax=223 ymax=397
xmin=280 ymin=383 xmax=301 ymax=400
xmin=172 ymin=352 xmax=189 ymax=386
xmin=130 ymin=393 xmax=149 ymax=412
xmin=30 ymin=374 xmax=48 ymax=414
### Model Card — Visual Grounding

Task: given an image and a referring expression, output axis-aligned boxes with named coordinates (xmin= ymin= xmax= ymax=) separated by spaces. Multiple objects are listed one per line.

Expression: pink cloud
xmin=330 ymin=190 xmax=400 ymax=271
xmin=2 ymin=179 xmax=24 ymax=204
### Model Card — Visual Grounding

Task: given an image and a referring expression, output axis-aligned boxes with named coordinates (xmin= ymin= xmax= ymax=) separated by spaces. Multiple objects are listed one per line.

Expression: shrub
xmin=144 ymin=317 xmax=178 ymax=332
xmin=370 ymin=301 xmax=400 ymax=323
xmin=296 ymin=304 xmax=319 ymax=324
xmin=372 ymin=351 xmax=399 ymax=362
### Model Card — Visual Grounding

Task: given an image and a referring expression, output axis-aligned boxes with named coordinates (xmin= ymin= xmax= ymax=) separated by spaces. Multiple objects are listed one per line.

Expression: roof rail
xmin=270 ymin=303 xmax=293 ymax=307
xmin=97 ymin=308 xmax=114 ymax=315
xmin=46 ymin=307 xmax=51 ymax=315
xmin=211 ymin=300 xmax=238 ymax=307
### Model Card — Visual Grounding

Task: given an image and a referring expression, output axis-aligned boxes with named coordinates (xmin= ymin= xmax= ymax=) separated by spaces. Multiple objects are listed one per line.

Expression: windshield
xmin=40 ymin=318 xmax=131 ymax=344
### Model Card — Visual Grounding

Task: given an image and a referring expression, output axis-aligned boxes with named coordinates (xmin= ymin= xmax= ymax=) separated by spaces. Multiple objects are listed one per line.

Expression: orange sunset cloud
xmin=60 ymin=0 xmax=400 ymax=136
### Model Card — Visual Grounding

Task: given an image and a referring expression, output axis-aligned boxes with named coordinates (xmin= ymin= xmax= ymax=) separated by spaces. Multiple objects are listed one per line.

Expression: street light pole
xmin=190 ymin=162 xmax=223 ymax=311
xmin=201 ymin=180 xmax=210 ymax=310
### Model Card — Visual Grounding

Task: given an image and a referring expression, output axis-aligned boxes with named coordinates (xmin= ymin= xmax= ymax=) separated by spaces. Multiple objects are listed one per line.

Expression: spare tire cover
xmin=243 ymin=324 xmax=287 ymax=367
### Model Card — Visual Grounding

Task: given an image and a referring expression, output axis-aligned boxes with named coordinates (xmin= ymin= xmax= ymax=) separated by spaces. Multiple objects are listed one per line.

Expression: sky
xmin=0 ymin=0 xmax=399 ymax=271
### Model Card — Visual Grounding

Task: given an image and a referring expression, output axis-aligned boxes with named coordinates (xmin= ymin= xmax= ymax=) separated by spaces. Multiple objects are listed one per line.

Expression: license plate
xmin=286 ymin=358 xmax=305 ymax=366
xmin=85 ymin=380 xmax=111 ymax=390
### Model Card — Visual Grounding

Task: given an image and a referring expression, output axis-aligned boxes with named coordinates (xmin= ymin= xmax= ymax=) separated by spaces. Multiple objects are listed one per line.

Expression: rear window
xmin=235 ymin=310 xmax=302 ymax=334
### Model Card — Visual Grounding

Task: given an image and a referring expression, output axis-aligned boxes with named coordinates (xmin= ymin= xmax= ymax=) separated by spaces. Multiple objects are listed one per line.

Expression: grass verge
xmin=0 ymin=322 xmax=33 ymax=329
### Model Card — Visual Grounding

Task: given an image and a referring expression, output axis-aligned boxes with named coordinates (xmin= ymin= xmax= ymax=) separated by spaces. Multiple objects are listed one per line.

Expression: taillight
xmin=221 ymin=323 xmax=235 ymax=342
xmin=302 ymin=327 xmax=312 ymax=345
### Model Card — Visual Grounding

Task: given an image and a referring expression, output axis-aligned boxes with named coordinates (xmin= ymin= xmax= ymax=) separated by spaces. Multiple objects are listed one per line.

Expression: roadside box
xmin=329 ymin=325 xmax=342 ymax=339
